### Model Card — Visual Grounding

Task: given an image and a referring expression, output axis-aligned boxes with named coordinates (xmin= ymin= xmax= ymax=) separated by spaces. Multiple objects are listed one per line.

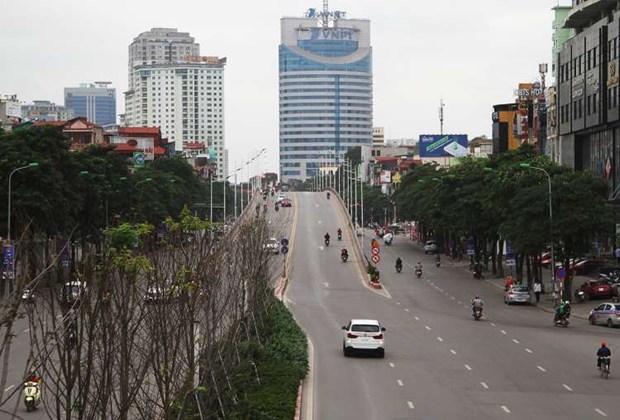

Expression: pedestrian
xmin=615 ymin=246 xmax=620 ymax=265
xmin=505 ymin=275 xmax=513 ymax=291
xmin=533 ymin=281 xmax=542 ymax=303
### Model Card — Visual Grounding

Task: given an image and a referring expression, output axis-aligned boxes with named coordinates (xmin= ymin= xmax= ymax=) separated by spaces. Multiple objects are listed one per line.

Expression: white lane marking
xmin=563 ymin=384 xmax=573 ymax=392
xmin=23 ymin=328 xmax=30 ymax=333
xmin=501 ymin=405 xmax=511 ymax=414
xmin=490 ymin=323 xmax=496 ymax=327
xmin=4 ymin=385 xmax=14 ymax=392
xmin=322 ymin=282 xmax=329 ymax=288
xmin=430 ymin=282 xmax=435 ymax=286
xmin=525 ymin=348 xmax=533 ymax=354
xmin=595 ymin=408 xmax=607 ymax=417
xmin=537 ymin=365 xmax=547 ymax=372
xmin=425 ymin=326 xmax=431 ymax=331
xmin=437 ymin=337 xmax=443 ymax=342
xmin=414 ymin=316 xmax=420 ymax=321
xmin=396 ymin=301 xmax=401 ymax=305
xmin=464 ymin=364 xmax=472 ymax=371
xmin=397 ymin=379 xmax=404 ymax=386
xmin=480 ymin=382 xmax=489 ymax=389
xmin=319 ymin=246 xmax=324 ymax=250
xmin=318 ymin=220 xmax=323 ymax=224
xmin=512 ymin=339 xmax=519 ymax=344
xmin=389 ymin=362 xmax=395 ymax=368
xmin=500 ymin=330 xmax=507 ymax=335
xmin=404 ymin=308 xmax=410 ymax=312
xmin=451 ymin=296 xmax=456 ymax=300
xmin=458 ymin=301 xmax=462 ymax=304
xmin=450 ymin=349 xmax=457 ymax=355
xmin=407 ymin=401 xmax=415 ymax=409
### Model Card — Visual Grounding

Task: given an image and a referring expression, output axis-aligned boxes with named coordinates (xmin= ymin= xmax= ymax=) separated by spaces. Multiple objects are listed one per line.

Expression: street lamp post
xmin=520 ymin=163 xmax=556 ymax=304
xmin=7 ymin=162 xmax=39 ymax=243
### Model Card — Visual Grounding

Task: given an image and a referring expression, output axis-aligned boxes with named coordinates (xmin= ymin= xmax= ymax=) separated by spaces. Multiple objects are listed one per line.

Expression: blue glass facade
xmin=65 ymin=87 xmax=116 ymax=126
xmin=279 ymin=16 xmax=373 ymax=182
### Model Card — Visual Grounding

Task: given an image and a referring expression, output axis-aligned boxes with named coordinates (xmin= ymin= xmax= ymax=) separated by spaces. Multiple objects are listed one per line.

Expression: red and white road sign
xmin=371 ymin=254 xmax=380 ymax=263
xmin=371 ymin=247 xmax=380 ymax=255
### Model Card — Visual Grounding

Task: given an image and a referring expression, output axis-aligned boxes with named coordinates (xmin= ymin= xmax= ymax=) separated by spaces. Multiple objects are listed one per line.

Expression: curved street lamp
xmin=7 ymin=162 xmax=39 ymax=243
xmin=519 ymin=163 xmax=556 ymax=304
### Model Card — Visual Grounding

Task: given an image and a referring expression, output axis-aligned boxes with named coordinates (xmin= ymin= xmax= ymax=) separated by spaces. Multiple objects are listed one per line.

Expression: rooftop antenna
xmin=322 ymin=0 xmax=329 ymax=28
xmin=439 ymin=99 xmax=445 ymax=135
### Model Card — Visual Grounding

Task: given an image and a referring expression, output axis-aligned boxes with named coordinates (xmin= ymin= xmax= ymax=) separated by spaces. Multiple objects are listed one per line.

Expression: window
xmin=578 ymin=99 xmax=582 ymax=118
xmin=587 ymin=50 xmax=592 ymax=70
xmin=593 ymin=93 xmax=597 ymax=113
xmin=593 ymin=47 xmax=598 ymax=67
xmin=587 ymin=95 xmax=591 ymax=115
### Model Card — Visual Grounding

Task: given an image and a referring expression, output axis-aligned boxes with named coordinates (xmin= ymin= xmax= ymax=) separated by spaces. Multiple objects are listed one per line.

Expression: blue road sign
xmin=557 ymin=267 xmax=566 ymax=279
xmin=505 ymin=241 xmax=516 ymax=266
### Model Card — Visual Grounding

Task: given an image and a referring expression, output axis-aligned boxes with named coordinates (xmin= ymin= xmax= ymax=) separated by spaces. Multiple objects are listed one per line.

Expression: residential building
xmin=373 ymin=127 xmax=384 ymax=146
xmin=279 ymin=5 xmax=373 ymax=182
xmin=106 ymin=127 xmax=167 ymax=162
xmin=557 ymin=0 xmax=620 ymax=199
xmin=34 ymin=117 xmax=104 ymax=151
xmin=64 ymin=82 xmax=116 ymax=126
xmin=0 ymin=94 xmax=21 ymax=131
xmin=124 ymin=28 xmax=227 ymax=179
xmin=492 ymin=102 xmax=519 ymax=153
xmin=21 ymin=100 xmax=75 ymax=122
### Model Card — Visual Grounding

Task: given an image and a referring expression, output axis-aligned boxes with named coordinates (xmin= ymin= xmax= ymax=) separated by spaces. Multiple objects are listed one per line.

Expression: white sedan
xmin=342 ymin=319 xmax=385 ymax=358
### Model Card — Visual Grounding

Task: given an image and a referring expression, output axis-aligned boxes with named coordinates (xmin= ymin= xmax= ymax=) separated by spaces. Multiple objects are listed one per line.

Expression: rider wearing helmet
xmin=597 ymin=342 xmax=611 ymax=370
xmin=471 ymin=294 xmax=484 ymax=312
xmin=414 ymin=261 xmax=422 ymax=271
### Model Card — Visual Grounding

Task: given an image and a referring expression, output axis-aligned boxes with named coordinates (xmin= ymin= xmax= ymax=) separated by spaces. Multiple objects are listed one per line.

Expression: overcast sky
xmin=1 ymin=0 xmax=564 ymax=179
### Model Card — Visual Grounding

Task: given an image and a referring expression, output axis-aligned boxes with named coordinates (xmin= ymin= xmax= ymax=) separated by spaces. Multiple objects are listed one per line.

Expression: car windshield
xmin=351 ymin=324 xmax=380 ymax=333
xmin=512 ymin=286 xmax=528 ymax=292
xmin=613 ymin=304 xmax=620 ymax=311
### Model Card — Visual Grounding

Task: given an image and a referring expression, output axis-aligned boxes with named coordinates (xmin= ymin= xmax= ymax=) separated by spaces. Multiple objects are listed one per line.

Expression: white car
xmin=423 ymin=240 xmax=439 ymax=254
xmin=276 ymin=194 xmax=287 ymax=204
xmin=342 ymin=319 xmax=385 ymax=358
xmin=263 ymin=237 xmax=280 ymax=254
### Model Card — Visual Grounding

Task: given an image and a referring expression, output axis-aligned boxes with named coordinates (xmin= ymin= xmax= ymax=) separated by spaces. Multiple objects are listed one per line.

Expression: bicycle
xmin=600 ymin=357 xmax=610 ymax=379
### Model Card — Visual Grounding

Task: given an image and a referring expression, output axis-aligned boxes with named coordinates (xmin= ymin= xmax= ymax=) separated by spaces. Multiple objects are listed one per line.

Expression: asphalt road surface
xmin=286 ymin=192 xmax=618 ymax=420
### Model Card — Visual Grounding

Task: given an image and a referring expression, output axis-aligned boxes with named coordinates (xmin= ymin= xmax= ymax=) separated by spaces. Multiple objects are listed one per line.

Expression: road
xmin=286 ymin=192 xmax=618 ymax=420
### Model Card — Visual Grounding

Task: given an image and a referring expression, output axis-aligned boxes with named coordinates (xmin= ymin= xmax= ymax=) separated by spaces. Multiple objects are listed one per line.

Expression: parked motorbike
xmin=575 ymin=289 xmax=587 ymax=302
xmin=473 ymin=307 xmax=483 ymax=321
xmin=23 ymin=382 xmax=41 ymax=412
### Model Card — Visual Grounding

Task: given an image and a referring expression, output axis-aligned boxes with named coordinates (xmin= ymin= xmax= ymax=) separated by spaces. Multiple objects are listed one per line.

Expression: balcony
xmin=564 ymin=0 xmax=618 ymax=29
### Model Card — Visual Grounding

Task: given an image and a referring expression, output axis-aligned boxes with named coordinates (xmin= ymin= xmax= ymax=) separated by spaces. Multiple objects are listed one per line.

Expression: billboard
xmin=418 ymin=134 xmax=468 ymax=158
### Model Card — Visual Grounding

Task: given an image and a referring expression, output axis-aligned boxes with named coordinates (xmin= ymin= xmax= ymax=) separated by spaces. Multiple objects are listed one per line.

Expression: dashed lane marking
xmin=500 ymin=330 xmax=507 ymax=335
xmin=512 ymin=339 xmax=519 ymax=344
xmin=414 ymin=316 xmax=420 ymax=321
xmin=464 ymin=364 xmax=472 ymax=371
xmin=501 ymin=405 xmax=511 ymax=414
xmin=525 ymin=348 xmax=533 ymax=354
xmin=396 ymin=302 xmax=401 ymax=305
xmin=563 ymin=384 xmax=573 ymax=392
xmin=404 ymin=308 xmax=410 ymax=312
xmin=490 ymin=323 xmax=496 ymax=327
xmin=595 ymin=409 xmax=607 ymax=417
xmin=537 ymin=365 xmax=547 ymax=372
xmin=437 ymin=337 xmax=443 ymax=342
xmin=425 ymin=326 xmax=431 ymax=331
xmin=407 ymin=401 xmax=415 ymax=409
xmin=480 ymin=382 xmax=489 ymax=389
xmin=4 ymin=385 xmax=14 ymax=392
xmin=322 ymin=282 xmax=329 ymax=288
xmin=397 ymin=379 xmax=404 ymax=386
xmin=23 ymin=329 xmax=29 ymax=333
xmin=450 ymin=349 xmax=457 ymax=355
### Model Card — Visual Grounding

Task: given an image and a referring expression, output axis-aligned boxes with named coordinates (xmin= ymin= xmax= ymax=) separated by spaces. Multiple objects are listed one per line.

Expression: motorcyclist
xmin=337 ymin=228 xmax=342 ymax=240
xmin=414 ymin=261 xmax=422 ymax=271
xmin=324 ymin=232 xmax=330 ymax=243
xmin=471 ymin=294 xmax=484 ymax=315
xmin=25 ymin=371 xmax=41 ymax=384
xmin=341 ymin=247 xmax=349 ymax=258
xmin=327 ymin=191 xmax=331 ymax=199
xmin=597 ymin=342 xmax=612 ymax=370
xmin=435 ymin=254 xmax=441 ymax=264
xmin=555 ymin=301 xmax=570 ymax=323
xmin=395 ymin=257 xmax=403 ymax=269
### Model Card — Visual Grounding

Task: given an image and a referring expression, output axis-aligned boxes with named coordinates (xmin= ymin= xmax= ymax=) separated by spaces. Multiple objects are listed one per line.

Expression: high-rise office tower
xmin=64 ymin=82 xmax=116 ymax=126
xmin=279 ymin=4 xmax=373 ymax=182
xmin=125 ymin=28 xmax=227 ymax=178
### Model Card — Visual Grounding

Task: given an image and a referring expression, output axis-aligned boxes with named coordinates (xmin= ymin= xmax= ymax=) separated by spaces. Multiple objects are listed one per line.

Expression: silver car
xmin=589 ymin=302 xmax=620 ymax=328
xmin=504 ymin=285 xmax=531 ymax=305
xmin=423 ymin=240 xmax=438 ymax=254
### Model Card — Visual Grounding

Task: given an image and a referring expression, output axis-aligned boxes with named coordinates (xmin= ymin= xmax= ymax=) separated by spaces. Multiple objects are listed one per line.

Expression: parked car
xmin=281 ymin=198 xmax=292 ymax=207
xmin=504 ymin=284 xmax=531 ymax=305
xmin=342 ymin=319 xmax=385 ymax=358
xmin=576 ymin=280 xmax=614 ymax=301
xmin=423 ymin=240 xmax=438 ymax=254
xmin=263 ymin=237 xmax=280 ymax=254
xmin=276 ymin=194 xmax=287 ymax=204
xmin=588 ymin=302 xmax=620 ymax=327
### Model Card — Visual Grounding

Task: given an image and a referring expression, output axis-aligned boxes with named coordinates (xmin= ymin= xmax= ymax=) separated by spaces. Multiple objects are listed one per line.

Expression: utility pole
xmin=439 ymin=99 xmax=445 ymax=135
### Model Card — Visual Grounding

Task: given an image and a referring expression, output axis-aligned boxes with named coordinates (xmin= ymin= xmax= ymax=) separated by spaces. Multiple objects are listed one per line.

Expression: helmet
xmin=565 ymin=301 xmax=570 ymax=305
xmin=602 ymin=342 xmax=607 ymax=347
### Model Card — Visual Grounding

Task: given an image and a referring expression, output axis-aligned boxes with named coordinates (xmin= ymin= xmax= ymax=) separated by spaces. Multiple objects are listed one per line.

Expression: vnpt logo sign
xmin=306 ymin=8 xmax=346 ymax=19
xmin=310 ymin=28 xmax=354 ymax=40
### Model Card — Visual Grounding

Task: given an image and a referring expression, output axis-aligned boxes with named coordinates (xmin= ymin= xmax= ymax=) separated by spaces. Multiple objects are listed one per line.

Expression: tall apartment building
xmin=124 ymin=28 xmax=227 ymax=178
xmin=64 ymin=82 xmax=116 ymax=126
xmin=279 ymin=5 xmax=373 ymax=182
xmin=21 ymin=100 xmax=75 ymax=122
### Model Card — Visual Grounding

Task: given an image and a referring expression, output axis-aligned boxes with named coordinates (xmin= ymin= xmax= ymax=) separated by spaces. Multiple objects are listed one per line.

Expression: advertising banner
xmin=380 ymin=170 xmax=392 ymax=184
xmin=419 ymin=134 xmax=468 ymax=158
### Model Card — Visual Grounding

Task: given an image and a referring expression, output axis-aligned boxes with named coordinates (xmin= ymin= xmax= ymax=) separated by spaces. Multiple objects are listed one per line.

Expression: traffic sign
xmin=133 ymin=152 xmax=145 ymax=168
xmin=556 ymin=267 xmax=566 ymax=279
xmin=281 ymin=246 xmax=289 ymax=255
xmin=371 ymin=254 xmax=380 ymax=263
xmin=371 ymin=247 xmax=380 ymax=255
xmin=280 ymin=238 xmax=289 ymax=247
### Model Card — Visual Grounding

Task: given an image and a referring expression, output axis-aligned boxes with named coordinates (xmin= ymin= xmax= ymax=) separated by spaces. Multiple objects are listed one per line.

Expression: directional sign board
xmin=133 ymin=152 xmax=145 ymax=168
xmin=371 ymin=254 xmax=380 ymax=263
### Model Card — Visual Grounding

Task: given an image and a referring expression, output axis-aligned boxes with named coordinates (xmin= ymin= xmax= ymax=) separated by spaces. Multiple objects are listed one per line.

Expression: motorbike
xmin=324 ymin=238 xmax=330 ymax=247
xmin=554 ymin=311 xmax=570 ymax=327
xmin=575 ymin=289 xmax=587 ymax=302
xmin=274 ymin=204 xmax=279 ymax=212
xmin=473 ymin=307 xmax=483 ymax=320
xmin=600 ymin=356 xmax=611 ymax=379
xmin=473 ymin=269 xmax=483 ymax=279
xmin=383 ymin=236 xmax=393 ymax=246
xmin=436 ymin=261 xmax=441 ymax=268
xmin=337 ymin=232 xmax=342 ymax=241
xmin=396 ymin=263 xmax=403 ymax=273
xmin=326 ymin=192 xmax=330 ymax=200
xmin=341 ymin=252 xmax=348 ymax=262
xmin=21 ymin=288 xmax=34 ymax=304
xmin=415 ymin=269 xmax=422 ymax=278
xmin=23 ymin=382 xmax=41 ymax=412
xmin=271 ymin=190 xmax=274 ymax=196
